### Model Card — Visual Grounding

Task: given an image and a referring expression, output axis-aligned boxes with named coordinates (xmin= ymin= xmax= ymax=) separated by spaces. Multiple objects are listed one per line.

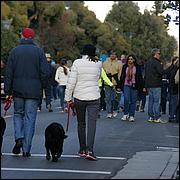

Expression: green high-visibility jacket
xmin=98 ymin=68 xmax=113 ymax=87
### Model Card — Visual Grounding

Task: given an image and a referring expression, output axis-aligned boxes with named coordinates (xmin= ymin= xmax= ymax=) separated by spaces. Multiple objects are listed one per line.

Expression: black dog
xmin=1 ymin=116 xmax=6 ymax=156
xmin=45 ymin=122 xmax=68 ymax=162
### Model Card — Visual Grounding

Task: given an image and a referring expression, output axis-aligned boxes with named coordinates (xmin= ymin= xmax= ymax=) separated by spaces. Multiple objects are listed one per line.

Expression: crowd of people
xmin=1 ymin=27 xmax=179 ymax=160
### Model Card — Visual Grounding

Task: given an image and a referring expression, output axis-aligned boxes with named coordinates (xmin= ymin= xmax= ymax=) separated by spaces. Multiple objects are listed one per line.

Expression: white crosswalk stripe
xmin=2 ymin=153 xmax=126 ymax=160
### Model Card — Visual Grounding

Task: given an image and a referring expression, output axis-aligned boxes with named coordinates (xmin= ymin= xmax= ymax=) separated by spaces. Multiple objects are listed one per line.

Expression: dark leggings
xmin=74 ymin=98 xmax=100 ymax=152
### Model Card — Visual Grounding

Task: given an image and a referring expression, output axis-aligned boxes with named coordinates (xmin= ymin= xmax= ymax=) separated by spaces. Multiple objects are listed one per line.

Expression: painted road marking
xmin=156 ymin=146 xmax=179 ymax=152
xmin=166 ymin=135 xmax=179 ymax=138
xmin=2 ymin=153 xmax=126 ymax=160
xmin=1 ymin=168 xmax=111 ymax=175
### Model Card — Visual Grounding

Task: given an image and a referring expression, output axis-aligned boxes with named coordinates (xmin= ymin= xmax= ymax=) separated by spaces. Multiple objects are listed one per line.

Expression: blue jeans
xmin=169 ymin=93 xmax=178 ymax=120
xmin=148 ymin=88 xmax=161 ymax=119
xmin=119 ymin=92 xmax=124 ymax=108
xmin=13 ymin=97 xmax=38 ymax=153
xmin=104 ymin=86 xmax=116 ymax=113
xmin=57 ymin=85 xmax=66 ymax=110
xmin=123 ymin=85 xmax=138 ymax=117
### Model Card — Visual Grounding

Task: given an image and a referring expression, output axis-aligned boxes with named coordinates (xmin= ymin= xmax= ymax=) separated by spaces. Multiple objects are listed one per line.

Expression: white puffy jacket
xmin=55 ymin=66 xmax=70 ymax=86
xmin=65 ymin=55 xmax=102 ymax=101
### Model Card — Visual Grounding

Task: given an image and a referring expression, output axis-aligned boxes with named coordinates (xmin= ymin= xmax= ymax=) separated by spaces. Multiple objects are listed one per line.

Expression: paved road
xmin=1 ymin=99 xmax=179 ymax=179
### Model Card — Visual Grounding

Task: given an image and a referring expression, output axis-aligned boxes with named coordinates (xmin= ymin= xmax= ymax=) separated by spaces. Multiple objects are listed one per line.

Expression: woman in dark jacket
xmin=166 ymin=57 xmax=179 ymax=122
xmin=119 ymin=54 xmax=143 ymax=122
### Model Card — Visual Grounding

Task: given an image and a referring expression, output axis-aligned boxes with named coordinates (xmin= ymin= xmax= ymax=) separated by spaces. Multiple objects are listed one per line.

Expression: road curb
xmin=112 ymin=150 xmax=179 ymax=179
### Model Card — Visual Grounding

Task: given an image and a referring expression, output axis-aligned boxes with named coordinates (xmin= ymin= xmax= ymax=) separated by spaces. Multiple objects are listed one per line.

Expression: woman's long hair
xmin=126 ymin=54 xmax=138 ymax=66
xmin=60 ymin=58 xmax=68 ymax=75
xmin=126 ymin=54 xmax=138 ymax=81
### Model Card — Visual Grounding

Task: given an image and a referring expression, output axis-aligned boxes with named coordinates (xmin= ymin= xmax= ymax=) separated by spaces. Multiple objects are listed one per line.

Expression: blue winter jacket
xmin=4 ymin=38 xmax=49 ymax=99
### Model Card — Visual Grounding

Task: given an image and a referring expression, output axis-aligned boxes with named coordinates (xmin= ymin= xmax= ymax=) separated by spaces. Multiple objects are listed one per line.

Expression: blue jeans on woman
xmin=13 ymin=97 xmax=38 ymax=153
xmin=148 ymin=88 xmax=161 ymax=120
xmin=123 ymin=85 xmax=138 ymax=117
xmin=57 ymin=85 xmax=66 ymax=110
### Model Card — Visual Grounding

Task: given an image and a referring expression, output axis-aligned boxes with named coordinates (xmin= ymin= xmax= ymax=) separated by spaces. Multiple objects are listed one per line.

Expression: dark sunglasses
xmin=157 ymin=52 xmax=161 ymax=55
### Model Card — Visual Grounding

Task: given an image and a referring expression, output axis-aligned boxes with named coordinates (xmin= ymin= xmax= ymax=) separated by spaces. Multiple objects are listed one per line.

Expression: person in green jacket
xmin=98 ymin=68 xmax=113 ymax=87
xmin=98 ymin=68 xmax=113 ymax=118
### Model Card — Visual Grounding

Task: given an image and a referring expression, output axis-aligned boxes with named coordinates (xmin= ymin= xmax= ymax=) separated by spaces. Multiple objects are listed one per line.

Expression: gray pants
xmin=74 ymin=98 xmax=100 ymax=152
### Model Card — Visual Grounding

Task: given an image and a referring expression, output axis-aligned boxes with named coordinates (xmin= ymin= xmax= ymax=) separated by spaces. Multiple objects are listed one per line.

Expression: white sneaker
xmin=107 ymin=113 xmax=112 ymax=118
xmin=129 ymin=116 xmax=135 ymax=122
xmin=121 ymin=115 xmax=128 ymax=121
xmin=112 ymin=111 xmax=117 ymax=118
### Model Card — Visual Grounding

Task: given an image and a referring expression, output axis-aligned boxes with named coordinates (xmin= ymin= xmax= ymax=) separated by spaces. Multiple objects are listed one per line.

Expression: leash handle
xmin=66 ymin=103 xmax=71 ymax=132
xmin=70 ymin=102 xmax=76 ymax=117
xmin=4 ymin=96 xmax=13 ymax=116
xmin=66 ymin=102 xmax=76 ymax=132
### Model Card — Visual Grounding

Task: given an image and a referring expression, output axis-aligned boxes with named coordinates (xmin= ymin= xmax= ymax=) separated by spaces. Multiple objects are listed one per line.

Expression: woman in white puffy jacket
xmin=55 ymin=59 xmax=70 ymax=112
xmin=65 ymin=44 xmax=102 ymax=161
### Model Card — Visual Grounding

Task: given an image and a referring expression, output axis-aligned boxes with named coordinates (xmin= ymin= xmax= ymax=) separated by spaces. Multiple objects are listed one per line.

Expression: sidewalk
xmin=112 ymin=150 xmax=179 ymax=179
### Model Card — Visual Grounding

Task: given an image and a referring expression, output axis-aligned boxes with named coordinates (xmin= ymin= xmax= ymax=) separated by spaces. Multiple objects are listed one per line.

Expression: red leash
xmin=66 ymin=102 xmax=76 ymax=132
xmin=3 ymin=96 xmax=13 ymax=116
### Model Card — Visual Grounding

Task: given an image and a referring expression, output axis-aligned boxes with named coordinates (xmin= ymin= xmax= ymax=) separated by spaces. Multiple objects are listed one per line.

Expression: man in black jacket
xmin=145 ymin=48 xmax=177 ymax=123
xmin=4 ymin=28 xmax=49 ymax=157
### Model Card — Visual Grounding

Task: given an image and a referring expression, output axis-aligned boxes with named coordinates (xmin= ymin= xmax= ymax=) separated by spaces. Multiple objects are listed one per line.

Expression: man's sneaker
xmin=129 ymin=116 xmax=135 ymax=122
xmin=85 ymin=151 xmax=97 ymax=161
xmin=154 ymin=118 xmax=167 ymax=124
xmin=147 ymin=117 xmax=154 ymax=122
xmin=121 ymin=115 xmax=129 ymax=121
xmin=12 ymin=138 xmax=23 ymax=154
xmin=107 ymin=113 xmax=112 ymax=118
xmin=153 ymin=119 xmax=161 ymax=123
xmin=112 ymin=111 xmax=117 ymax=118
xmin=78 ymin=150 xmax=86 ymax=157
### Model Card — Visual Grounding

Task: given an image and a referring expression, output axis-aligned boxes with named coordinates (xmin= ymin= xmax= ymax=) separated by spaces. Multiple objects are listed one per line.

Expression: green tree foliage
xmin=151 ymin=1 xmax=179 ymax=26
xmin=95 ymin=22 xmax=130 ymax=55
xmin=151 ymin=1 xmax=164 ymax=16
xmin=1 ymin=26 xmax=19 ymax=61
xmin=106 ymin=1 xmax=177 ymax=61
xmin=1 ymin=1 xmax=178 ymax=62
xmin=6 ymin=1 xmax=32 ymax=33
xmin=1 ymin=1 xmax=11 ymax=20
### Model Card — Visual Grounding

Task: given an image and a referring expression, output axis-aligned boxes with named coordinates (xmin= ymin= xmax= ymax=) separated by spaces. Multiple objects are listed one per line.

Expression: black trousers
xmin=74 ymin=98 xmax=100 ymax=152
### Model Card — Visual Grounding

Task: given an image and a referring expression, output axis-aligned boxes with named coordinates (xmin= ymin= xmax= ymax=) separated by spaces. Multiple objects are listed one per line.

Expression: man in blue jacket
xmin=4 ymin=28 xmax=49 ymax=157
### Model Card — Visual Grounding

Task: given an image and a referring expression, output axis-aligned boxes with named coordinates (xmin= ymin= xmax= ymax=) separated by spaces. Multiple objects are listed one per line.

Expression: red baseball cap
xmin=22 ymin=28 xmax=35 ymax=39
